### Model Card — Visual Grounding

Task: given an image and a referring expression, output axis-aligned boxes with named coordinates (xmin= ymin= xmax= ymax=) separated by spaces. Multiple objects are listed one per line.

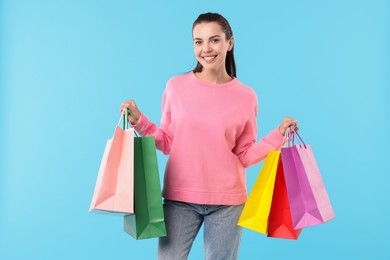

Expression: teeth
xmin=204 ymin=56 xmax=216 ymax=61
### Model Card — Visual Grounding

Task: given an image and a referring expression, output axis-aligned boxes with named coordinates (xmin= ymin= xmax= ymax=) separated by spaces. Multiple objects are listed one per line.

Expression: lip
xmin=202 ymin=55 xmax=217 ymax=63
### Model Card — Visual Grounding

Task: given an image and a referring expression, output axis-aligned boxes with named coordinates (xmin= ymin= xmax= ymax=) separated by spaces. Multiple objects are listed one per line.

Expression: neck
xmin=195 ymin=68 xmax=232 ymax=84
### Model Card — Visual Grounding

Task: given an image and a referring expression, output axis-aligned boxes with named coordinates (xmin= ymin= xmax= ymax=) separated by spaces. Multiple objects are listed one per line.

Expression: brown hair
xmin=192 ymin=12 xmax=236 ymax=78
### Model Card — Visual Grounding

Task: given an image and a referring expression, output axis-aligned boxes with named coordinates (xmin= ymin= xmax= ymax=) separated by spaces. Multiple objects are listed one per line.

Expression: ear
xmin=228 ymin=37 xmax=234 ymax=51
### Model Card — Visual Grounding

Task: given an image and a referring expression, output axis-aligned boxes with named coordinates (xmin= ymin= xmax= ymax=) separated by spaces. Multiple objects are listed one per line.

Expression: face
xmin=192 ymin=22 xmax=234 ymax=72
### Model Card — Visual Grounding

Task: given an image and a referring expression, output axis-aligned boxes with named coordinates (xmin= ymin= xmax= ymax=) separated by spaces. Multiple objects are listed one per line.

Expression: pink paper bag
xmin=295 ymin=144 xmax=335 ymax=223
xmin=89 ymin=124 xmax=134 ymax=215
xmin=281 ymin=130 xmax=335 ymax=229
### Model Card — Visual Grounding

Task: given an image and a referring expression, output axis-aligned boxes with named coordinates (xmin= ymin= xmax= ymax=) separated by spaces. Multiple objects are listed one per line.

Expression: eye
xmin=211 ymin=39 xmax=219 ymax=43
xmin=194 ymin=40 xmax=202 ymax=45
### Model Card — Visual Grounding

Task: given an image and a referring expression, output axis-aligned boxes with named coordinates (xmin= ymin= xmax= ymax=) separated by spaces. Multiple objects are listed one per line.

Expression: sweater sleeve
xmin=232 ymin=102 xmax=284 ymax=168
xmin=132 ymin=87 xmax=173 ymax=155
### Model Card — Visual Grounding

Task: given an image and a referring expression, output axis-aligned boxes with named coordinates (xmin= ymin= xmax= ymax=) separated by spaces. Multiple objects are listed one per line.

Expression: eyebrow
xmin=193 ymin=35 xmax=221 ymax=41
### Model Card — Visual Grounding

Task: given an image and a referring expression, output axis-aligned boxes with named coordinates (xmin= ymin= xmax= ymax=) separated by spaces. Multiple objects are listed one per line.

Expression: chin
xmin=198 ymin=62 xmax=218 ymax=70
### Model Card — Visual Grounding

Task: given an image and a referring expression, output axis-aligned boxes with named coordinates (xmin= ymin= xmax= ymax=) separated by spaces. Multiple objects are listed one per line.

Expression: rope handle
xmin=286 ymin=125 xmax=306 ymax=148
xmin=119 ymin=108 xmax=141 ymax=137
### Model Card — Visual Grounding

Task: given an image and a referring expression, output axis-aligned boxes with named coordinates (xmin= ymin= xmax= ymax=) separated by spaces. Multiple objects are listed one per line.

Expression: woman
xmin=121 ymin=12 xmax=298 ymax=260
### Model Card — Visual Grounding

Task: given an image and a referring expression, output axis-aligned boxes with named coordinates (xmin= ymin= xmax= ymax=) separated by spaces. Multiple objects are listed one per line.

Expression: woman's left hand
xmin=278 ymin=116 xmax=299 ymax=136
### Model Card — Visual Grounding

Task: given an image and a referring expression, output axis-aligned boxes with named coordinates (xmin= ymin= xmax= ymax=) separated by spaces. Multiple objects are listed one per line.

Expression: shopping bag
xmin=281 ymin=129 xmax=335 ymax=229
xmin=124 ymin=136 xmax=167 ymax=239
xmin=294 ymin=140 xmax=335 ymax=224
xmin=267 ymin=158 xmax=302 ymax=240
xmin=237 ymin=150 xmax=280 ymax=234
xmin=89 ymin=113 xmax=134 ymax=215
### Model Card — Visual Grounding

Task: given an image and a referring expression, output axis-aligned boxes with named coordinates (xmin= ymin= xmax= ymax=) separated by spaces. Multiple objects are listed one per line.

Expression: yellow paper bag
xmin=237 ymin=150 xmax=280 ymax=234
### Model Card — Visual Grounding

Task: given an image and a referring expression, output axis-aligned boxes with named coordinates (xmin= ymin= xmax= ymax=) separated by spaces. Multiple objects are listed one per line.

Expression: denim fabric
xmin=158 ymin=200 xmax=244 ymax=260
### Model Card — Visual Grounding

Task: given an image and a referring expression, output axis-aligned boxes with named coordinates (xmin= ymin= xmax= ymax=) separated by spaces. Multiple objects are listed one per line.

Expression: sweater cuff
xmin=130 ymin=113 xmax=144 ymax=135
xmin=130 ymin=113 xmax=142 ymax=126
xmin=130 ymin=113 xmax=154 ymax=136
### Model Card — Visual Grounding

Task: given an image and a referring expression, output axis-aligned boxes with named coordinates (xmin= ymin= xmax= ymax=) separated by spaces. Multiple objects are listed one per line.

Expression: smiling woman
xmin=120 ymin=12 xmax=297 ymax=260
xmin=192 ymin=13 xmax=235 ymax=83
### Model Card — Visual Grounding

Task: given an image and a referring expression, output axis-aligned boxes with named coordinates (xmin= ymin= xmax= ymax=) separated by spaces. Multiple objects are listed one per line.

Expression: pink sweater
xmin=135 ymin=72 xmax=284 ymax=205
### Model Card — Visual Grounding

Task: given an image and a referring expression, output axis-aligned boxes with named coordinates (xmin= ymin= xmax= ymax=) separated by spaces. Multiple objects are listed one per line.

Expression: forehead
xmin=192 ymin=22 xmax=225 ymax=38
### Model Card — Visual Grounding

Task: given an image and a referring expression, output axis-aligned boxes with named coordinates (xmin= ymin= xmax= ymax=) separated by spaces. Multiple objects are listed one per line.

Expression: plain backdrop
xmin=1 ymin=0 xmax=389 ymax=259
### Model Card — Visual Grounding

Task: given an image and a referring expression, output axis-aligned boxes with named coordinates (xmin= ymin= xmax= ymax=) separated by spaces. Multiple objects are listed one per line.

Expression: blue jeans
xmin=158 ymin=200 xmax=245 ymax=260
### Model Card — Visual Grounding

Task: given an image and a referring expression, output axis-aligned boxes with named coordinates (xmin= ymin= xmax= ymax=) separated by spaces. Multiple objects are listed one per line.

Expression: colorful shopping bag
xmin=237 ymin=150 xmax=280 ymax=234
xmin=281 ymin=129 xmax=335 ymax=229
xmin=294 ymin=141 xmax=335 ymax=224
xmin=89 ymin=113 xmax=134 ymax=215
xmin=124 ymin=135 xmax=167 ymax=239
xmin=267 ymin=158 xmax=302 ymax=240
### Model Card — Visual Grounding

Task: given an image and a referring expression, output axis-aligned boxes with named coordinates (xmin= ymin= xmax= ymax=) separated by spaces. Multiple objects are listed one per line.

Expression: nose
xmin=202 ymin=42 xmax=212 ymax=53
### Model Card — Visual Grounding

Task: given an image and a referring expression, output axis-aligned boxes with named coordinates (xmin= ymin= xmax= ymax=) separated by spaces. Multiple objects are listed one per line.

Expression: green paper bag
xmin=124 ymin=136 xmax=167 ymax=240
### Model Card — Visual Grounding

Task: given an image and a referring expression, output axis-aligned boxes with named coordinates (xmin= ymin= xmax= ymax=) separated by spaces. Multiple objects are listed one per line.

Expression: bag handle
xmin=119 ymin=108 xmax=141 ymax=137
xmin=124 ymin=109 xmax=129 ymax=130
xmin=117 ymin=110 xmax=127 ymax=129
xmin=286 ymin=125 xmax=306 ymax=148
xmin=279 ymin=127 xmax=291 ymax=150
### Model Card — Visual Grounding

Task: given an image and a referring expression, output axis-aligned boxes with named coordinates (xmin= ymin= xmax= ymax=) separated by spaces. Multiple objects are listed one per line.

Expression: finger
xmin=120 ymin=102 xmax=128 ymax=111
xmin=120 ymin=101 xmax=134 ymax=112
xmin=130 ymin=100 xmax=137 ymax=108
xmin=120 ymin=103 xmax=128 ymax=110
xmin=120 ymin=106 xmax=130 ymax=114
xmin=288 ymin=119 xmax=298 ymax=126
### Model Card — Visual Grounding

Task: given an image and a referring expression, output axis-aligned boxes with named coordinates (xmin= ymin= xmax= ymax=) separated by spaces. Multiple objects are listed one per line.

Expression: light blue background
xmin=1 ymin=0 xmax=389 ymax=259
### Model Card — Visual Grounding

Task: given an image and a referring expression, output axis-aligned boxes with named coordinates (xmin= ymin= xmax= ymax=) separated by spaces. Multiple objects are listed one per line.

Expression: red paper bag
xmin=267 ymin=158 xmax=302 ymax=240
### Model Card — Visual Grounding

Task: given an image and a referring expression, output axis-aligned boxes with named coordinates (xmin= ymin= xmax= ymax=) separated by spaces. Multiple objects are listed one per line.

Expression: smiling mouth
xmin=202 ymin=55 xmax=217 ymax=62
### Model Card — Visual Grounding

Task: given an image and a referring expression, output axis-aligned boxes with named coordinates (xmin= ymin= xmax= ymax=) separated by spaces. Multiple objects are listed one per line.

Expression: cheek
xmin=218 ymin=43 xmax=229 ymax=53
xmin=194 ymin=47 xmax=203 ymax=60
xmin=194 ymin=46 xmax=202 ymax=55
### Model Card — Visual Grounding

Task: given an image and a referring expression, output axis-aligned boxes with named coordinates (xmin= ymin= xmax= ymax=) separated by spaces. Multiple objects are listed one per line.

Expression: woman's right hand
xmin=120 ymin=100 xmax=142 ymax=125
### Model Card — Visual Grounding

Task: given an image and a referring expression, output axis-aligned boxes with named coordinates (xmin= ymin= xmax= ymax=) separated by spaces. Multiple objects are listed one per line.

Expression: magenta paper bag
xmin=89 ymin=114 xmax=134 ymax=215
xmin=281 ymin=130 xmax=334 ymax=229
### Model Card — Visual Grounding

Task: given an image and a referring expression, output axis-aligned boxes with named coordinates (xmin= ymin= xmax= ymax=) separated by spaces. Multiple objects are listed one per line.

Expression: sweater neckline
xmin=189 ymin=71 xmax=237 ymax=88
